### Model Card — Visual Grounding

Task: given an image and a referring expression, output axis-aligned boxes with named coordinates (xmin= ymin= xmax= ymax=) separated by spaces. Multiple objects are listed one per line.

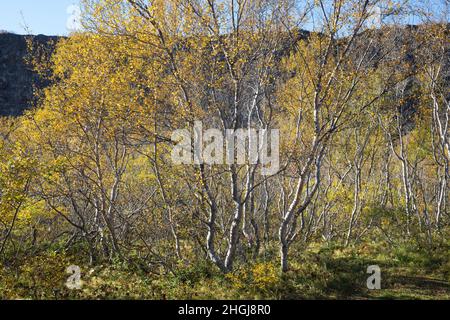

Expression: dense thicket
xmin=0 ymin=0 xmax=449 ymax=299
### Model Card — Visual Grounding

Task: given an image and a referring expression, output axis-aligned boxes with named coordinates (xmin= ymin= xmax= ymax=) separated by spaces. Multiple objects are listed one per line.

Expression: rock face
xmin=0 ymin=33 xmax=59 ymax=116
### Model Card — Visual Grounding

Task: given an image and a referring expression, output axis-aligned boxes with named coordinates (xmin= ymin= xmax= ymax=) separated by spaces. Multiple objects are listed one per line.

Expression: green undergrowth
xmin=1 ymin=241 xmax=449 ymax=300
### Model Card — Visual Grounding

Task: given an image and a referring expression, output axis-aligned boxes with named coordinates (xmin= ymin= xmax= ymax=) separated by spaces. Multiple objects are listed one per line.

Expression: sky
xmin=0 ymin=0 xmax=81 ymax=36
xmin=0 ymin=1 xmax=447 ymax=36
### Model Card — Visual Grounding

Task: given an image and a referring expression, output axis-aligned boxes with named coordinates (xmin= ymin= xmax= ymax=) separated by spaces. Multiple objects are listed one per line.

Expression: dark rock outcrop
xmin=0 ymin=33 xmax=59 ymax=116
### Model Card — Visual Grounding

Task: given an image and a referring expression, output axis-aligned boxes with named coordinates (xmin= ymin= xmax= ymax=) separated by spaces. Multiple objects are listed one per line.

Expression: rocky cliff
xmin=0 ymin=33 xmax=59 ymax=116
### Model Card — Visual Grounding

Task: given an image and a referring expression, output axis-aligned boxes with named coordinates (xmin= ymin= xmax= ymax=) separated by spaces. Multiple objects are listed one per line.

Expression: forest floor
xmin=270 ymin=242 xmax=450 ymax=300
xmin=307 ymin=242 xmax=450 ymax=300
xmin=1 ymin=241 xmax=449 ymax=300
xmin=319 ymin=253 xmax=450 ymax=300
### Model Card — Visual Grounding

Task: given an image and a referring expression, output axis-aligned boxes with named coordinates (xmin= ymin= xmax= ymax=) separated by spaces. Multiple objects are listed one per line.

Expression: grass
xmin=1 ymin=241 xmax=449 ymax=300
